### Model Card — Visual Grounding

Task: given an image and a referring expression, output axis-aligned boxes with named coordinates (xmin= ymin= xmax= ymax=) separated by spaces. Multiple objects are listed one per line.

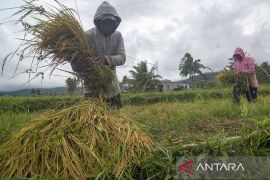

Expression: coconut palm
xmin=128 ymin=61 xmax=162 ymax=92
xmin=179 ymin=53 xmax=211 ymax=81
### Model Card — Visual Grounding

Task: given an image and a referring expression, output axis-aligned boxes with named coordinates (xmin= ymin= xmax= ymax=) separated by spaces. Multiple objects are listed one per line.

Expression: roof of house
xmin=161 ymin=81 xmax=189 ymax=84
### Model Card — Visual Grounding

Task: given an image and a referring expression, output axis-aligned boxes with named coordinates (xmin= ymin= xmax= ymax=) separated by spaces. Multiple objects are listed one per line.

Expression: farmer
xmin=71 ymin=1 xmax=126 ymax=108
xmin=232 ymin=47 xmax=258 ymax=103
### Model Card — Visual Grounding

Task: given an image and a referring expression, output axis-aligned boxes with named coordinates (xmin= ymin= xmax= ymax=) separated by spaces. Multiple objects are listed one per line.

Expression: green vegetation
xmin=179 ymin=53 xmax=212 ymax=81
xmin=0 ymin=96 xmax=81 ymax=112
xmin=65 ymin=77 xmax=78 ymax=95
xmin=0 ymin=86 xmax=270 ymax=178
xmin=0 ymin=111 xmax=38 ymax=143
xmin=122 ymin=97 xmax=270 ymax=143
xmin=2 ymin=86 xmax=270 ymax=112
xmin=1 ymin=0 xmax=269 ymax=178
xmin=122 ymin=61 xmax=162 ymax=92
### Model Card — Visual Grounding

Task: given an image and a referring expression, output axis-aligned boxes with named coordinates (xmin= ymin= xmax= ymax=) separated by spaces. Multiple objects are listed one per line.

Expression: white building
xmin=161 ymin=80 xmax=190 ymax=92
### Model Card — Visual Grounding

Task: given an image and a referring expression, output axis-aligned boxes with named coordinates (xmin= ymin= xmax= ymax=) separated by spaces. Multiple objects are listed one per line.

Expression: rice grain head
xmin=216 ymin=69 xmax=252 ymax=90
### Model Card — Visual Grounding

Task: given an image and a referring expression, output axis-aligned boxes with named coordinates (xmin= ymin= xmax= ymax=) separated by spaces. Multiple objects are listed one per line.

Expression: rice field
xmin=0 ymin=87 xmax=270 ymax=178
xmin=1 ymin=0 xmax=269 ymax=178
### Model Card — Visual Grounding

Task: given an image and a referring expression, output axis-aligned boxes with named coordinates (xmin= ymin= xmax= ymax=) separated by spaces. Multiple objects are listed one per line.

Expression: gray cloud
xmin=1 ymin=0 xmax=270 ymax=91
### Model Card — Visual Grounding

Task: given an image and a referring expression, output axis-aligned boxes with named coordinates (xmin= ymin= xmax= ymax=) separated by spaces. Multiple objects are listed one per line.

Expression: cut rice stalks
xmin=0 ymin=101 xmax=154 ymax=179
xmin=1 ymin=0 xmax=114 ymax=97
xmin=216 ymin=68 xmax=252 ymax=90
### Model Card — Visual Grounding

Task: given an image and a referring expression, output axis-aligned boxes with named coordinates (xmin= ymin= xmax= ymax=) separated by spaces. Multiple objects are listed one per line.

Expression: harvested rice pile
xmin=216 ymin=69 xmax=252 ymax=90
xmin=0 ymin=101 xmax=154 ymax=179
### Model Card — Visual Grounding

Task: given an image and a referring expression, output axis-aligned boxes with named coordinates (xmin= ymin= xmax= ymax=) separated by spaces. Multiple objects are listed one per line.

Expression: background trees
xmin=65 ymin=77 xmax=77 ymax=95
xmin=122 ymin=61 xmax=162 ymax=92
xmin=179 ymin=53 xmax=211 ymax=81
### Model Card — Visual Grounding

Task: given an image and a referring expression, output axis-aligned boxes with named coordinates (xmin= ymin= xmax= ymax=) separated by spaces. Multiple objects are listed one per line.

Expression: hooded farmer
xmin=71 ymin=1 xmax=126 ymax=108
xmin=232 ymin=47 xmax=258 ymax=103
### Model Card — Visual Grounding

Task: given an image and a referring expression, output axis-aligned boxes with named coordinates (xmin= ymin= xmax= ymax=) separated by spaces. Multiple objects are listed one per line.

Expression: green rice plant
xmin=2 ymin=86 xmax=270 ymax=110
xmin=0 ymin=96 xmax=81 ymax=112
xmin=1 ymin=0 xmax=114 ymax=97
xmin=134 ymin=145 xmax=176 ymax=179
xmin=240 ymin=102 xmax=249 ymax=118
xmin=0 ymin=111 xmax=37 ymax=143
xmin=1 ymin=96 xmax=270 ymax=178
xmin=0 ymin=101 xmax=154 ymax=179
xmin=233 ymin=118 xmax=270 ymax=156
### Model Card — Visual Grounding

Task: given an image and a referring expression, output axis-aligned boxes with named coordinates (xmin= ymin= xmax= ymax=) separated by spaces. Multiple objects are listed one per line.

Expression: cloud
xmin=1 ymin=0 xmax=270 ymax=91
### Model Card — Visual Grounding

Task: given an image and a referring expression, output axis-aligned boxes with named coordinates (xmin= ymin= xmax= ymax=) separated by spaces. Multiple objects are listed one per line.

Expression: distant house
xmin=161 ymin=80 xmax=190 ymax=92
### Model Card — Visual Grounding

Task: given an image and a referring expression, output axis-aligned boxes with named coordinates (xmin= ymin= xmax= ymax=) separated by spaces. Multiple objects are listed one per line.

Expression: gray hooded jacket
xmin=85 ymin=1 xmax=126 ymax=98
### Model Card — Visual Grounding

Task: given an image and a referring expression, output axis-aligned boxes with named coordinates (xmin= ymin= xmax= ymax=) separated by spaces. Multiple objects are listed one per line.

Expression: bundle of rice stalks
xmin=0 ymin=101 xmax=154 ymax=179
xmin=1 ymin=0 xmax=114 ymax=97
xmin=216 ymin=69 xmax=252 ymax=90
xmin=216 ymin=69 xmax=235 ymax=87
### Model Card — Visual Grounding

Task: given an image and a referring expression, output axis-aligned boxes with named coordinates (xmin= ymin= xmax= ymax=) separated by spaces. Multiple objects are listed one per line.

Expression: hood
xmin=233 ymin=47 xmax=245 ymax=59
xmin=94 ymin=1 xmax=121 ymax=33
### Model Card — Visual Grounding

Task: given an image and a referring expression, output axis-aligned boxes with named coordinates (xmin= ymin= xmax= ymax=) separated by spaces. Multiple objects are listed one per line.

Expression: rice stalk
xmin=216 ymin=68 xmax=252 ymax=90
xmin=1 ymin=0 xmax=114 ymax=97
xmin=0 ymin=101 xmax=154 ymax=179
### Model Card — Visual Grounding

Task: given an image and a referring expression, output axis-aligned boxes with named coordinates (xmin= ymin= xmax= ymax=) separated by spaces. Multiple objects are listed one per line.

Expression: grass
xmin=123 ymin=95 xmax=270 ymax=179
xmin=1 ymin=0 xmax=268 ymax=177
xmin=0 ymin=96 xmax=81 ymax=112
xmin=0 ymin=89 xmax=270 ymax=178
xmin=121 ymin=97 xmax=270 ymax=143
xmin=1 ymin=87 xmax=270 ymax=143
xmin=0 ymin=111 xmax=38 ymax=143
xmin=1 ymin=84 xmax=270 ymax=112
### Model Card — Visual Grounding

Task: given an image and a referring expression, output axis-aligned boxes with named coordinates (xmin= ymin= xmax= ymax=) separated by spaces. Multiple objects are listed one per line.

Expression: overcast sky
xmin=0 ymin=0 xmax=270 ymax=91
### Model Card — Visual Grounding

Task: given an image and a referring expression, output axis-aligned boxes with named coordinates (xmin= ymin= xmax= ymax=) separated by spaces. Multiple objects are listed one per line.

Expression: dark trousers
xmin=84 ymin=93 xmax=122 ymax=108
xmin=106 ymin=94 xmax=122 ymax=108
xmin=232 ymin=85 xmax=257 ymax=104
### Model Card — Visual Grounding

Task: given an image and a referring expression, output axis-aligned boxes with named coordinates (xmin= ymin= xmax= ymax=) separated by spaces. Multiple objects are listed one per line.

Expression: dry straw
xmin=0 ymin=101 xmax=154 ymax=179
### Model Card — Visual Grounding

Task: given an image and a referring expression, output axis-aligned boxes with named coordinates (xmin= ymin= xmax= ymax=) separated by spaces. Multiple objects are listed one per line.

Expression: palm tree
xmin=179 ymin=53 xmax=211 ymax=81
xmin=121 ymin=75 xmax=131 ymax=90
xmin=128 ymin=61 xmax=162 ymax=92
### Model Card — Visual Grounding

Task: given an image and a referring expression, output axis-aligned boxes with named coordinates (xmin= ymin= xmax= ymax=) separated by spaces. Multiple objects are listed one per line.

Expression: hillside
xmin=0 ymin=87 xmax=83 ymax=97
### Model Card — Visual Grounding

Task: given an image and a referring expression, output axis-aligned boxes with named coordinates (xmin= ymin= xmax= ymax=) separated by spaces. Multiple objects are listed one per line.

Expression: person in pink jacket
xmin=232 ymin=47 xmax=259 ymax=103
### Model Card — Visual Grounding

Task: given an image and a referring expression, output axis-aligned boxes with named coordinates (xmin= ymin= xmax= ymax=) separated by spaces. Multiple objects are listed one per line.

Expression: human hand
xmin=92 ymin=56 xmax=109 ymax=65
xmin=71 ymin=58 xmax=91 ymax=72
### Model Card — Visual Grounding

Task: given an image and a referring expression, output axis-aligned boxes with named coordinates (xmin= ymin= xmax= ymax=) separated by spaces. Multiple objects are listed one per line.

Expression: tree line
xmin=64 ymin=53 xmax=270 ymax=94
